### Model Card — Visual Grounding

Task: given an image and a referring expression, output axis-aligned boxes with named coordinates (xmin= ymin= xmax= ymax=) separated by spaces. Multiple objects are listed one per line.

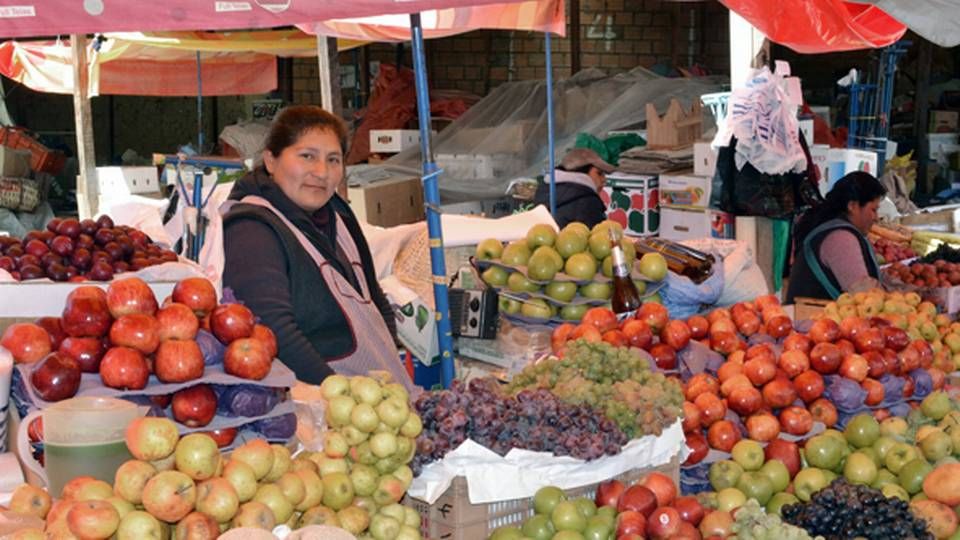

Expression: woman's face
xmin=263 ymin=128 xmax=344 ymax=212
xmin=847 ymin=198 xmax=880 ymax=234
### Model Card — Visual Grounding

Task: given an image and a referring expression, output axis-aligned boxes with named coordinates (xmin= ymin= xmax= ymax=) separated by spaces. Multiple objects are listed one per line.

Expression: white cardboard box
xmin=96 ymin=166 xmax=160 ymax=196
xmin=659 ymin=205 xmax=734 ymax=241
xmin=660 ymin=174 xmax=711 ymax=208
xmin=826 ymin=148 xmax=878 ymax=187
xmin=395 ymin=297 xmax=439 ymax=366
xmin=799 ymin=118 xmax=814 ymax=145
xmin=810 ymin=144 xmax=831 ymax=196
xmin=369 ymin=129 xmax=426 ymax=153
xmin=693 ymin=142 xmax=717 ymax=178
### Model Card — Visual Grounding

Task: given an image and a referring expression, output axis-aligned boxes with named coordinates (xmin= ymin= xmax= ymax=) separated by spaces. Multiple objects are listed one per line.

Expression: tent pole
xmin=71 ymin=34 xmax=99 ymax=219
xmin=546 ymin=32 xmax=556 ymax=216
xmin=409 ymin=13 xmax=455 ymax=389
xmin=196 ymin=51 xmax=203 ymax=152
xmin=316 ymin=34 xmax=334 ymax=112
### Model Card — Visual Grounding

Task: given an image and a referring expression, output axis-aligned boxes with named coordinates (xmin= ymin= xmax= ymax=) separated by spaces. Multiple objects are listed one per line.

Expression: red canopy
xmin=0 ymin=0 xmax=527 ymax=38
xmin=720 ymin=0 xmax=907 ymax=53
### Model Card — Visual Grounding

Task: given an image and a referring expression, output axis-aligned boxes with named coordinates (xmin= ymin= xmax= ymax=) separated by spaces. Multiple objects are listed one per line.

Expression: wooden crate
xmin=793 ymin=296 xmax=830 ymax=321
xmin=405 ymin=453 xmax=681 ymax=540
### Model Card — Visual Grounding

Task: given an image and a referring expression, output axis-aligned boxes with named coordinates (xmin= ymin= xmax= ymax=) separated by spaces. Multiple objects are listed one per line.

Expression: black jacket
xmin=222 ymin=168 xmax=396 ymax=384
xmin=533 ymin=180 xmax=606 ymax=229
xmin=785 ymin=218 xmax=879 ymax=303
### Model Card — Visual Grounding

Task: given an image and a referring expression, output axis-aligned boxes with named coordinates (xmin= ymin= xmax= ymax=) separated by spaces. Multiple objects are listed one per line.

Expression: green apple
xmin=823 ymin=469 xmax=839 ymax=484
xmin=533 ymin=246 xmax=564 ymax=271
xmin=643 ymin=292 xmax=662 ymax=304
xmin=709 ymin=460 xmax=744 ymax=491
xmin=715 ymin=487 xmax=747 ymax=512
xmin=588 ymin=232 xmax=612 ymax=260
xmin=766 ymin=492 xmax=799 ymax=516
xmin=844 ymin=414 xmax=880 ymax=448
xmin=921 ymin=391 xmax=952 ymax=421
xmin=564 ymin=253 xmax=598 ymax=280
xmin=573 ymin=497 xmax=596 ymax=519
xmin=475 ymin=238 xmax=503 ymax=261
xmin=633 ymin=279 xmax=647 ymax=295
xmin=638 ymin=252 xmax=667 ymax=281
xmin=731 ymin=440 xmax=765 ymax=472
xmin=555 ymin=230 xmax=588 ymax=259
xmin=582 ymin=516 xmax=612 ymax=540
xmin=759 ymin=460 xmax=790 ymax=493
xmin=498 ymin=296 xmax=521 ymax=315
xmin=805 ymin=434 xmax=846 ymax=470
xmin=489 ymin=526 xmax=524 ymax=540
xmin=595 ymin=505 xmax=616 ymax=522
xmin=551 ymin=501 xmax=586 ymax=532
xmin=562 ymin=222 xmax=590 ymax=239
xmin=526 ymin=224 xmax=557 ymax=250
xmin=873 ymin=436 xmax=899 ymax=462
xmin=844 ymin=451 xmax=878 ymax=486
xmin=880 ymin=417 xmax=908 ymax=438
xmin=545 ymin=281 xmax=578 ymax=303
xmin=736 ymin=472 xmax=774 ymax=505
xmin=898 ymin=459 xmax=933 ymax=495
xmin=885 ymin=442 xmax=920 ymax=474
xmin=949 ymin=425 xmax=960 ymax=455
xmin=793 ymin=468 xmax=829 ymax=502
xmin=601 ymin=256 xmax=614 ymax=278
xmin=579 ymin=282 xmax=612 ymax=300
xmin=591 ymin=220 xmax=624 ymax=238
xmin=521 ymin=514 xmax=555 ymax=540
xmin=532 ymin=486 xmax=566 ymax=515
xmin=559 ymin=304 xmax=588 ymax=321
xmin=871 ymin=468 xmax=898 ymax=490
xmin=520 ymin=298 xmax=554 ymax=320
xmin=620 ymin=238 xmax=636 ymax=266
xmin=507 ymin=272 xmax=540 ymax=293
xmin=920 ymin=430 xmax=954 ymax=462
xmin=501 ymin=241 xmax=531 ymax=266
xmin=881 ymin=483 xmax=910 ymax=502
xmin=482 ymin=266 xmax=509 ymax=287
xmin=526 ymin=252 xmax=559 ymax=282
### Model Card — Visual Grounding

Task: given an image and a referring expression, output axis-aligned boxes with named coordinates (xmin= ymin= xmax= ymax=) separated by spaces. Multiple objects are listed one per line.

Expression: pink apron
xmin=236 ymin=195 xmax=415 ymax=392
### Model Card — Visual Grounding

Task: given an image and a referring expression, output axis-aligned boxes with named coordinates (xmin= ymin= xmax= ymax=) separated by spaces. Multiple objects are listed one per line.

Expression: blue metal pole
xmin=196 ymin=51 xmax=204 ymax=152
xmin=409 ymin=13 xmax=456 ymax=389
xmin=191 ymin=170 xmax=203 ymax=261
xmin=545 ymin=32 xmax=557 ymax=216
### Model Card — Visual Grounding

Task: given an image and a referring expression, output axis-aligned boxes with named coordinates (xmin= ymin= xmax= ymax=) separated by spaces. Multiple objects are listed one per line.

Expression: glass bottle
xmin=609 ymin=228 xmax=642 ymax=314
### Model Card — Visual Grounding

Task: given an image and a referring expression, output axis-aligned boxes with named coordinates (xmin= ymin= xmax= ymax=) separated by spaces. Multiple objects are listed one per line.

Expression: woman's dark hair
xmin=794 ymin=171 xmax=886 ymax=248
xmin=263 ymin=105 xmax=349 ymax=158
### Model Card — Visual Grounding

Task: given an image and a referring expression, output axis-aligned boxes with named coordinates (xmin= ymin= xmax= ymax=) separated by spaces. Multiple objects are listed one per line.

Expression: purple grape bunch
xmin=411 ymin=378 xmax=627 ymax=474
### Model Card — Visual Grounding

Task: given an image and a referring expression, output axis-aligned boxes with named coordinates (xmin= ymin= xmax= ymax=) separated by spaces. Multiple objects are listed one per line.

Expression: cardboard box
xmin=395 ymin=297 xmax=439 ymax=366
xmin=809 ymin=105 xmax=831 ymax=128
xmin=930 ymin=110 xmax=959 ymax=133
xmin=0 ymin=147 xmax=30 ymax=178
xmin=928 ymin=133 xmax=960 ymax=163
xmin=793 ymin=297 xmax=830 ymax=321
xmin=693 ymin=142 xmax=717 ymax=178
xmin=96 ymin=166 xmax=160 ymax=196
xmin=931 ymin=285 xmax=960 ymax=315
xmin=444 ymin=122 xmax=534 ymax=154
xmin=659 ymin=205 xmax=734 ymax=241
xmin=826 ymin=148 xmax=878 ymax=187
xmin=810 ymin=144 xmax=831 ymax=196
xmin=435 ymin=153 xmax=523 ymax=181
xmin=900 ymin=204 xmax=960 ymax=233
xmin=369 ymin=129 xmax=428 ymax=153
xmin=0 ymin=281 xmax=177 ymax=317
xmin=347 ymin=176 xmax=425 ymax=227
xmin=600 ymin=173 xmax=659 ymax=237
xmin=799 ymin=118 xmax=814 ymax=145
xmin=659 ymin=174 xmax=711 ymax=207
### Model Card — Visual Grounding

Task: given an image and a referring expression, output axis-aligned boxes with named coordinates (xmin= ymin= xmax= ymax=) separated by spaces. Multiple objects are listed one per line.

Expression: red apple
xmin=55 ymin=218 xmax=80 ymax=238
xmin=661 ymin=320 xmax=692 ymax=350
xmin=902 ymin=376 xmax=915 ymax=398
xmin=224 ymin=337 xmax=272 ymax=380
xmin=171 ymin=277 xmax=218 ymax=317
xmin=682 ymin=401 xmax=702 ymax=433
xmin=727 ymin=386 xmax=763 ymax=416
xmin=636 ymin=303 xmax=669 ymax=333
xmin=835 ymin=338 xmax=855 ymax=358
xmin=621 ymin=320 xmax=654 ymax=350
xmin=675 ymin=521 xmax=702 ymax=540
xmin=650 ymin=343 xmax=677 ymax=370
xmin=154 ymin=339 xmax=204 ymax=383
xmin=761 ymin=378 xmax=797 ymax=409
xmin=809 ymin=342 xmax=842 ymax=374
xmin=109 ymin=314 xmax=160 ymax=355
xmin=910 ymin=339 xmax=933 ymax=369
xmin=641 ymin=472 xmax=677 ymax=507
xmin=155 ymin=303 xmax=199 ymax=341
xmin=602 ymin=330 xmax=628 ymax=348
xmin=61 ymin=286 xmax=112 ymax=337
xmin=674 ymin=496 xmax=705 ymax=526
xmin=171 ymin=384 xmax=217 ymax=427
xmin=30 ymin=352 xmax=81 ymax=402
xmin=1 ymin=323 xmax=52 ymax=364
xmin=929 ymin=367 xmax=946 ymax=391
xmin=687 ymin=316 xmax=709 ymax=339
xmin=745 ymin=412 xmax=780 ymax=442
xmin=595 ymin=479 xmax=625 ymax=508
xmin=34 ymin=317 xmax=66 ymax=350
xmin=720 ymin=374 xmax=752 ymax=397
xmin=201 ymin=427 xmax=238 ymax=448
xmin=839 ymin=354 xmax=869 ymax=382
xmin=58 ymin=336 xmax=107 ymax=373
xmin=710 ymin=332 xmax=742 ymax=355
xmin=708 ymin=318 xmax=737 ymax=336
xmin=779 ymin=406 xmax=813 ymax=436
xmin=873 ymin=408 xmax=891 ymax=422
xmin=809 ymin=397 xmax=838 ymax=428
xmin=840 ymin=316 xmax=869 ymax=341
xmin=743 ymin=357 xmax=777 ymax=386
xmin=210 ymin=304 xmax=255 ymax=344
xmin=764 ymin=439 xmax=801 ymax=478
xmin=707 ymin=420 xmax=741 ymax=452
xmin=105 ymin=277 xmax=158 ymax=318
xmin=694 ymin=392 xmax=726 ymax=427
xmin=808 ymin=318 xmax=840 ymax=344
xmin=684 ymin=432 xmax=709 ymax=465
xmin=881 ymin=326 xmax=910 ymax=351
xmin=853 ymin=327 xmax=884 ymax=354
xmin=861 ymin=378 xmax=885 ymax=406
xmin=647 ymin=507 xmax=682 ymax=539
xmin=765 ymin=315 xmax=793 ymax=339
xmin=717 ymin=361 xmax=744 ymax=383
xmin=793 ymin=370 xmax=825 ymax=403
xmin=616 ymin=510 xmax=648 ymax=538
xmin=734 ymin=313 xmax=761 ymax=336
xmin=99 ymin=346 xmax=149 ymax=390
xmin=863 ymin=351 xmax=887 ymax=379
xmin=778 ymin=350 xmax=810 ymax=378
xmin=685 ymin=374 xmax=720 ymax=402
xmin=150 ymin=394 xmax=171 ymax=409
xmin=24 ymin=239 xmax=49 ymax=258
xmin=618 ymin=485 xmax=657 ymax=516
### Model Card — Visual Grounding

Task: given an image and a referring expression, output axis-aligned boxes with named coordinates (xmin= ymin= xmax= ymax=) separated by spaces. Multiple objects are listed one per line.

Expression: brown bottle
xmin=609 ymin=229 xmax=642 ymax=314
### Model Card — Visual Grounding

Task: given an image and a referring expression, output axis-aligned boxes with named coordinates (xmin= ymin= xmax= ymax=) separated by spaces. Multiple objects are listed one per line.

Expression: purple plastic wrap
xmin=217 ymin=384 xmax=281 ymax=418
xmin=196 ymin=329 xmax=225 ymax=366
xmin=748 ymin=333 xmax=777 ymax=347
xmin=909 ymin=369 xmax=933 ymax=400
xmin=679 ymin=340 xmax=724 ymax=380
xmin=253 ymin=412 xmax=297 ymax=439
xmin=888 ymin=401 xmax=911 ymax=418
xmin=824 ymin=375 xmax=868 ymax=412
xmin=878 ymin=375 xmax=906 ymax=408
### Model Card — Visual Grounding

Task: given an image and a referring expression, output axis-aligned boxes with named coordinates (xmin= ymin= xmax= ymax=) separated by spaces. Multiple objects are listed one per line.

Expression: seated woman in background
xmin=786 ymin=171 xmax=887 ymax=303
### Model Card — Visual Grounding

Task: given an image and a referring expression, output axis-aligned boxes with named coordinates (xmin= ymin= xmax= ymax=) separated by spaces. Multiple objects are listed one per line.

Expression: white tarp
xmin=850 ymin=0 xmax=960 ymax=47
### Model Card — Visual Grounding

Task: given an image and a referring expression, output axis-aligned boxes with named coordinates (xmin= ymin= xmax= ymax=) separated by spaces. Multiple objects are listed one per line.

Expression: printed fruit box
xmin=600 ymin=174 xmax=659 ymax=237
xmin=659 ymin=174 xmax=711 ymax=208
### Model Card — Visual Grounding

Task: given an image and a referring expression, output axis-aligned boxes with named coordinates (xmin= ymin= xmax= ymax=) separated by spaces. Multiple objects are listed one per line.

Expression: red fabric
xmin=720 ymin=0 xmax=906 ymax=53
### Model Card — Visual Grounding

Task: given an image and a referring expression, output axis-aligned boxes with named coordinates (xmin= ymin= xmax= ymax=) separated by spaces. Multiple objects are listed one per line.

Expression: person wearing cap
xmin=533 ymin=148 xmax=616 ymax=228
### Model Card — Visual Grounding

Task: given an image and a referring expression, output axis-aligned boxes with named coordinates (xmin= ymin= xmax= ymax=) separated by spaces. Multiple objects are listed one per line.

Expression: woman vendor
xmin=786 ymin=171 xmax=887 ymax=303
xmin=222 ymin=105 xmax=414 ymax=390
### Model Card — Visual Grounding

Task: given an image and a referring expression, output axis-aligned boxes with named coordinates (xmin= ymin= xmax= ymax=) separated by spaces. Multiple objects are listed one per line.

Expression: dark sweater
xmin=222 ymin=168 xmax=397 ymax=384
xmin=533 ymin=180 xmax=606 ymax=229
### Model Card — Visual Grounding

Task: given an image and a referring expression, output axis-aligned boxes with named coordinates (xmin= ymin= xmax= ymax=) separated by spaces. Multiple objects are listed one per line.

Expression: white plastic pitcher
xmin=18 ymin=396 xmax=146 ymax=492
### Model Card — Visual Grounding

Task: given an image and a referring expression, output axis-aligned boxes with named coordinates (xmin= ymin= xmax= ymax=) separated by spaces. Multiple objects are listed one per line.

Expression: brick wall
xmin=291 ymin=0 xmax=731 ymax=104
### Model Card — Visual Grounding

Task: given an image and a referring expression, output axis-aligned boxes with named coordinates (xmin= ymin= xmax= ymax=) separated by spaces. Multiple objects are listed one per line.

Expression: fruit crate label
xmin=601 ymin=179 xmax=659 ymax=237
